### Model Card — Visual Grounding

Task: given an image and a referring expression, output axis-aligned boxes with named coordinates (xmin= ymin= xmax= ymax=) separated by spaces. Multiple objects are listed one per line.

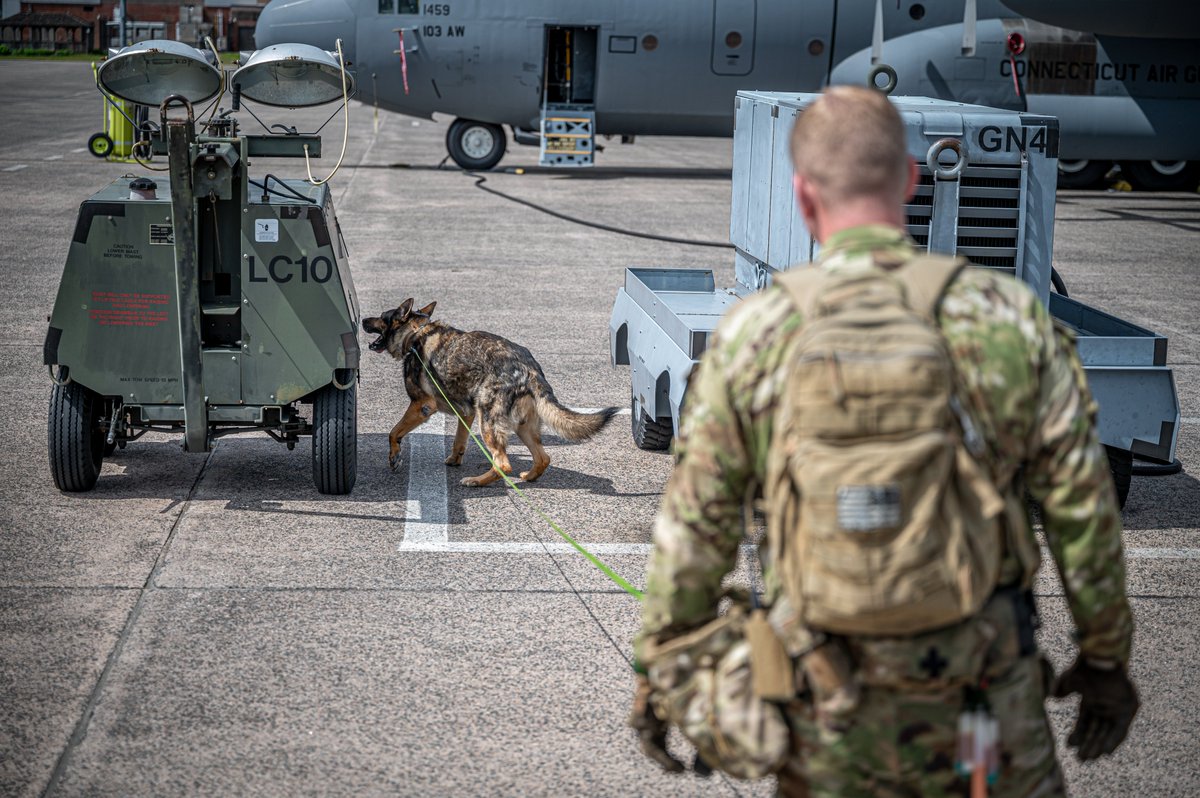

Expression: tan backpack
xmin=765 ymin=254 xmax=1006 ymax=636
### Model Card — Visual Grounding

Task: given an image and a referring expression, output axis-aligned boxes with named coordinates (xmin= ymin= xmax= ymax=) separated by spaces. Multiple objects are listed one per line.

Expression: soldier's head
xmin=790 ymin=86 xmax=918 ymax=242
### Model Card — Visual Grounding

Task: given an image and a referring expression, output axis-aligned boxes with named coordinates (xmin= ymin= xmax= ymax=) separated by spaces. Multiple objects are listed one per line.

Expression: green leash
xmin=410 ymin=347 xmax=645 ymax=601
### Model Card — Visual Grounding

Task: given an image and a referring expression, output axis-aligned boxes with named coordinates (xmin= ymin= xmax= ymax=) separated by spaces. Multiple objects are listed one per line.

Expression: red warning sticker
xmin=89 ymin=291 xmax=170 ymax=327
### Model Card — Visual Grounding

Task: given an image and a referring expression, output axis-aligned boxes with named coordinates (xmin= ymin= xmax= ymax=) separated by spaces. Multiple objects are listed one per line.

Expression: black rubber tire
xmin=1056 ymin=160 xmax=1111 ymax=190
xmin=48 ymin=380 xmax=105 ymax=492
xmin=87 ymin=132 xmax=113 ymax=159
xmin=1120 ymin=161 xmax=1200 ymax=192
xmin=312 ymin=380 xmax=357 ymax=495
xmin=446 ymin=118 xmax=506 ymax=171
xmin=632 ymin=397 xmax=673 ymax=451
xmin=1105 ymin=445 xmax=1132 ymax=510
xmin=1050 ymin=267 xmax=1068 ymax=297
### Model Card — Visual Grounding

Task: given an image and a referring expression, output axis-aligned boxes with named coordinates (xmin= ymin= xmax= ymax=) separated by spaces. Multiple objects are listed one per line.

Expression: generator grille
xmin=905 ymin=164 xmax=1023 ymax=273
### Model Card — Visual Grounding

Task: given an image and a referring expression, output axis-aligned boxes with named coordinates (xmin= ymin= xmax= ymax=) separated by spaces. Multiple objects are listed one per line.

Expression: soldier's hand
xmin=1052 ymin=657 xmax=1139 ymax=761
xmin=629 ymin=674 xmax=685 ymax=773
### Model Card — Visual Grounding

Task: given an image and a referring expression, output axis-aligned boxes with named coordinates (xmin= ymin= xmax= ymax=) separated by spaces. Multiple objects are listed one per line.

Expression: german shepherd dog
xmin=362 ymin=299 xmax=617 ymax=487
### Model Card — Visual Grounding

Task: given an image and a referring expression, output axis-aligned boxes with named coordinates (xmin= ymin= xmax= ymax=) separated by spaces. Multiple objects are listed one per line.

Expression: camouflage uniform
xmin=636 ymin=224 xmax=1132 ymax=797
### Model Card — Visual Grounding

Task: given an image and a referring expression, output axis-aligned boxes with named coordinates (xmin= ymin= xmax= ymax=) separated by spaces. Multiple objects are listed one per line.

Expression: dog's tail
xmin=535 ymin=388 xmax=618 ymax=442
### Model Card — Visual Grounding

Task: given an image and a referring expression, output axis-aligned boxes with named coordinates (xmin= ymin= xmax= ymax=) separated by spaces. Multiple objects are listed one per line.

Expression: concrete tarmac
xmin=1 ymin=62 xmax=1197 ymax=797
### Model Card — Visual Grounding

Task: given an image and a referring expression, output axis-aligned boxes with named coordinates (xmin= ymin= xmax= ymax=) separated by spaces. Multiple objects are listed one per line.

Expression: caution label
xmin=149 ymin=224 xmax=174 ymax=245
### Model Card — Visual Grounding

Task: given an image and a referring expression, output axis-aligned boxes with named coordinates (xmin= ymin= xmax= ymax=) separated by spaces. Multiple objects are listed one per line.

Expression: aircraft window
xmin=642 ymin=34 xmax=658 ymax=52
xmin=378 ymin=0 xmax=394 ymax=13
xmin=909 ymin=3 xmax=925 ymax=20
xmin=725 ymin=31 xmax=742 ymax=49
xmin=398 ymin=0 xmax=419 ymax=12
xmin=609 ymin=35 xmax=636 ymax=54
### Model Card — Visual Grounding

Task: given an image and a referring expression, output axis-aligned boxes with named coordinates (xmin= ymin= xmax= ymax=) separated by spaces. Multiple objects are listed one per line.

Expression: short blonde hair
xmin=789 ymin=86 xmax=909 ymax=205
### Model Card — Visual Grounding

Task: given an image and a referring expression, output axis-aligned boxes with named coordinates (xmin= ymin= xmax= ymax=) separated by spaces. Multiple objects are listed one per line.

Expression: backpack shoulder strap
xmin=773 ymin=266 xmax=828 ymax=318
xmin=893 ymin=254 xmax=970 ymax=319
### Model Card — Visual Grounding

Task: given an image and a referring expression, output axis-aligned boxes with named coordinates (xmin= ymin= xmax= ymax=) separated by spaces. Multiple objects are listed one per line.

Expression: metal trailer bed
xmin=610 ymin=91 xmax=1178 ymax=484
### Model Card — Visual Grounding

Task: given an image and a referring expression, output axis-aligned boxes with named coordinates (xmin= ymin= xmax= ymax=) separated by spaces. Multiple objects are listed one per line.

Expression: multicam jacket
xmin=637 ymin=224 xmax=1132 ymax=666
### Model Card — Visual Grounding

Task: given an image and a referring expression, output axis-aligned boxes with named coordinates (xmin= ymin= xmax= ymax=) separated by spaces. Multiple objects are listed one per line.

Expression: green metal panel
xmin=239 ymin=190 xmax=356 ymax=405
xmin=49 ymin=188 xmax=185 ymax=404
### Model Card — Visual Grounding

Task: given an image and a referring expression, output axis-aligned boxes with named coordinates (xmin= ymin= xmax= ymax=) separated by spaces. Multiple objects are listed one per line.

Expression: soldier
xmin=631 ymin=86 xmax=1138 ymax=796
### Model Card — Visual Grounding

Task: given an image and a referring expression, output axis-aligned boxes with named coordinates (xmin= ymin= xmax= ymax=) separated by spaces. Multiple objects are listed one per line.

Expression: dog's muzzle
xmin=367 ymin=334 xmax=387 ymax=352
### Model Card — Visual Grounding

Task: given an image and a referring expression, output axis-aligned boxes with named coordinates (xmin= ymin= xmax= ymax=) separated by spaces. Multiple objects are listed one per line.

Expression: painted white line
xmin=399 ymin=541 xmax=653 ymax=554
xmin=1125 ymin=547 xmax=1200 ymax=560
xmin=71 ymin=147 xmax=87 ymax=153
xmin=399 ymin=417 xmax=449 ymax=545
xmin=45 ymin=155 xmax=63 ymax=161
xmin=397 ymin=541 xmax=1200 ymax=560
xmin=1181 ymin=417 xmax=1199 ymax=425
xmin=2 ymin=164 xmax=27 ymax=172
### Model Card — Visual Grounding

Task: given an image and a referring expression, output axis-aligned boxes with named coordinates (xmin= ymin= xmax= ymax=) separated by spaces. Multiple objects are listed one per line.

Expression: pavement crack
xmin=41 ymin=445 xmax=215 ymax=797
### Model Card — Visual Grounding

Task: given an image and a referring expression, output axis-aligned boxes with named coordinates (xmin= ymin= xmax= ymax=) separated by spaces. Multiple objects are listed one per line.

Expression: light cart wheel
xmin=631 ymin=395 xmax=673 ymax=452
xmin=48 ymin=379 xmax=105 ymax=492
xmin=446 ymin=118 xmax=506 ymax=171
xmin=87 ymin=132 xmax=114 ymax=159
xmin=312 ymin=379 xmax=357 ymax=495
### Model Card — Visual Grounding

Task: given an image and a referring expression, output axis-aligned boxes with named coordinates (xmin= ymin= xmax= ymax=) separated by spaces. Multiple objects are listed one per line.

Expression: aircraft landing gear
xmin=446 ymin=118 xmax=506 ymax=170
xmin=1056 ymin=159 xmax=1111 ymax=189
xmin=1120 ymin=160 xmax=1200 ymax=192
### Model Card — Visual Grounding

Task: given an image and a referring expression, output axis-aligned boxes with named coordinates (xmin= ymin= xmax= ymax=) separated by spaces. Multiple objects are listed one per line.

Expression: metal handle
xmin=927 ymin=138 xmax=966 ymax=181
xmin=48 ymin=365 xmax=71 ymax=386
xmin=159 ymin=94 xmax=195 ymax=129
xmin=868 ymin=63 xmax=898 ymax=95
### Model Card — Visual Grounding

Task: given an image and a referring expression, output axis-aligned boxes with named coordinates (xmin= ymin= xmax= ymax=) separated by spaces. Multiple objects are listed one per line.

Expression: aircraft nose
xmin=255 ymin=0 xmax=357 ymax=62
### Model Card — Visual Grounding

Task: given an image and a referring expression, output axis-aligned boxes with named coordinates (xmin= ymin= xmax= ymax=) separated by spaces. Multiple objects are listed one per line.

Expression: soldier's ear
xmin=418 ymin=301 xmax=436 ymax=319
xmin=396 ymin=298 xmax=414 ymax=322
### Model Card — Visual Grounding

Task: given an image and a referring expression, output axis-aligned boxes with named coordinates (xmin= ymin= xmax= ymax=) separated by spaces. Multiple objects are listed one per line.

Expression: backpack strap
xmin=893 ymin=254 xmax=970 ymax=320
xmin=773 ymin=266 xmax=827 ymax=318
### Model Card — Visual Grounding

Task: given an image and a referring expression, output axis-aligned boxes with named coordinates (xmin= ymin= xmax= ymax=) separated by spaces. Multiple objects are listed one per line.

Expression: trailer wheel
xmin=1120 ymin=160 xmax=1200 ymax=192
xmin=48 ymin=379 xmax=105 ymax=492
xmin=87 ymin=132 xmax=114 ymax=159
xmin=447 ymin=119 xmax=506 ymax=171
xmin=632 ymin=397 xmax=673 ymax=451
xmin=312 ymin=380 xmax=357 ymax=495
xmin=1105 ymin=445 xmax=1132 ymax=510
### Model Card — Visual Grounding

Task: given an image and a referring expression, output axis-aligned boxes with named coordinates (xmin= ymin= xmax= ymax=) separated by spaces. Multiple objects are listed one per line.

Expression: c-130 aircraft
xmin=255 ymin=0 xmax=1200 ymax=190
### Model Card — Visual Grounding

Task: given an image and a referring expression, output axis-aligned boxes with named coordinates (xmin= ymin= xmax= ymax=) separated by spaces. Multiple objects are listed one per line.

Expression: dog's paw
xmin=444 ymin=454 xmax=462 ymax=467
xmin=519 ymin=470 xmax=539 ymax=482
xmin=388 ymin=451 xmax=402 ymax=471
xmin=460 ymin=476 xmax=482 ymax=487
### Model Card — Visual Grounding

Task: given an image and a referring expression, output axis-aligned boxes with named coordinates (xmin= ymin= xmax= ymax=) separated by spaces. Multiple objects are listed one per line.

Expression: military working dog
xmin=362 ymin=299 xmax=617 ymax=487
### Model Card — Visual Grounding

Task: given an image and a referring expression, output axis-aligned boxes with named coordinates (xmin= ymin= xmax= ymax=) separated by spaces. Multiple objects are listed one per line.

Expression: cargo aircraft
xmin=254 ymin=0 xmax=1200 ymax=189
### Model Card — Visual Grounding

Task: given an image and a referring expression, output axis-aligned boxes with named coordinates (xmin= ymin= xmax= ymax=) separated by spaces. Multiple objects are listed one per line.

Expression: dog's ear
xmin=396 ymin=298 xmax=414 ymax=323
xmin=417 ymin=301 xmax=437 ymax=319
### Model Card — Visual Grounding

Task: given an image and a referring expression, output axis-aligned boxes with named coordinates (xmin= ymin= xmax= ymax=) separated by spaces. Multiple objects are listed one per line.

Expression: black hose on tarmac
xmin=467 ymin=172 xmax=735 ymax=250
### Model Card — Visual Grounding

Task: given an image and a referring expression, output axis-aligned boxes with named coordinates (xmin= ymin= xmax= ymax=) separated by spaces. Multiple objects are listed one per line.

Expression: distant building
xmin=1 ymin=0 xmax=267 ymax=52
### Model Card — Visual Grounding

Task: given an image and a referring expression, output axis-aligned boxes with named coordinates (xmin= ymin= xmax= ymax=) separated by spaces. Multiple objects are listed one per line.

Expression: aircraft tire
xmin=48 ymin=378 xmax=105 ymax=492
xmin=447 ymin=119 xmax=506 ymax=171
xmin=1056 ymin=160 xmax=1110 ymax=189
xmin=312 ymin=379 xmax=357 ymax=495
xmin=1120 ymin=160 xmax=1200 ymax=192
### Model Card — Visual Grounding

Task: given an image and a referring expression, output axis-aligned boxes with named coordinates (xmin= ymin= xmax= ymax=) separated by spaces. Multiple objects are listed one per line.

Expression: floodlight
xmin=97 ymin=39 xmax=221 ymax=106
xmin=232 ymin=44 xmax=353 ymax=108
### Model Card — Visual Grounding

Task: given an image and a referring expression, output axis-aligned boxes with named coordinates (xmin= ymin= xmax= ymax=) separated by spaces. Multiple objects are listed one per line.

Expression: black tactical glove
xmin=629 ymin=675 xmax=685 ymax=773
xmin=1052 ymin=657 xmax=1139 ymax=761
